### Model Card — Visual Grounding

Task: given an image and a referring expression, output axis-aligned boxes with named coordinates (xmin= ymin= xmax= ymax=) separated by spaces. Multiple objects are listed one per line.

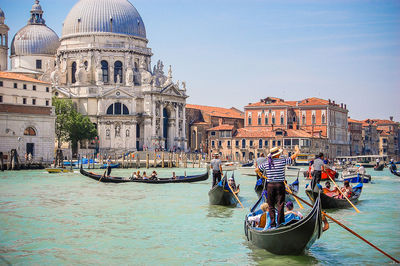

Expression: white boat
xmin=238 ymin=166 xmax=256 ymax=176
xmin=222 ymin=162 xmax=238 ymax=171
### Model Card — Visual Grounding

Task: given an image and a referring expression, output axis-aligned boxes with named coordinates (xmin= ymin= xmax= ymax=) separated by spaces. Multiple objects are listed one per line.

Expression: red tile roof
xmin=186 ymin=104 xmax=244 ymax=119
xmin=0 ymin=72 xmax=50 ymax=84
xmin=371 ymin=119 xmax=398 ymax=125
xmin=207 ymin=124 xmax=234 ymax=131
xmin=348 ymin=118 xmax=363 ymax=124
xmin=246 ymin=97 xmax=330 ymax=108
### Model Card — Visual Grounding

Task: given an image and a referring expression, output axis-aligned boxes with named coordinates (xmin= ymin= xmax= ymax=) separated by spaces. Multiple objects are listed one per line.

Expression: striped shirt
xmin=258 ymin=157 xmax=292 ymax=182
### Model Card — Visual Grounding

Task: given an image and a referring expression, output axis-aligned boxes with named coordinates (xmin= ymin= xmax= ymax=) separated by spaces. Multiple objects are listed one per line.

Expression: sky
xmin=1 ymin=0 xmax=400 ymax=121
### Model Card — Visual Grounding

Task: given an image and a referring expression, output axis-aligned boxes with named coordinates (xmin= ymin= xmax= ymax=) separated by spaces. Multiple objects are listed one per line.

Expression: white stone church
xmin=3 ymin=0 xmax=188 ymax=154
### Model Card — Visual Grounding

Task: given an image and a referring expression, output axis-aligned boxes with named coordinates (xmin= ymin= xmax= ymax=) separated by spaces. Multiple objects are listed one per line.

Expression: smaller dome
xmin=31 ymin=1 xmax=43 ymax=12
xmin=0 ymin=8 xmax=4 ymax=18
xmin=11 ymin=25 xmax=59 ymax=56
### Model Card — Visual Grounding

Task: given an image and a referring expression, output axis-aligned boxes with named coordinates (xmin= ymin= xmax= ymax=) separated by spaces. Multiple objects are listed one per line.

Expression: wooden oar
xmin=227 ymin=182 xmax=244 ymax=208
xmin=284 ymin=180 xmax=303 ymax=209
xmin=285 ymin=189 xmax=399 ymax=263
xmin=99 ymin=169 xmax=107 ymax=182
xmin=325 ymin=171 xmax=360 ymax=213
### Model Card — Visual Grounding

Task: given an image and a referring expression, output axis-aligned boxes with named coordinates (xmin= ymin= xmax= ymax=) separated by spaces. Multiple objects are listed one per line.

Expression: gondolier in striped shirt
xmin=256 ymin=145 xmax=300 ymax=228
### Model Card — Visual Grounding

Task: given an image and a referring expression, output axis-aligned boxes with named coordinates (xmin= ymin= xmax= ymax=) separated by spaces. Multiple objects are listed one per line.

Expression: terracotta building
xmin=185 ymin=104 xmax=244 ymax=152
xmin=244 ymin=97 xmax=350 ymax=158
xmin=348 ymin=118 xmax=363 ymax=156
xmin=370 ymin=118 xmax=399 ymax=160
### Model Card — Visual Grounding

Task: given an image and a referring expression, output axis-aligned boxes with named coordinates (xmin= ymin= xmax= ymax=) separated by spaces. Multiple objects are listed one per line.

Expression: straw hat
xmin=268 ymin=147 xmax=283 ymax=157
xmin=213 ymin=153 xmax=219 ymax=157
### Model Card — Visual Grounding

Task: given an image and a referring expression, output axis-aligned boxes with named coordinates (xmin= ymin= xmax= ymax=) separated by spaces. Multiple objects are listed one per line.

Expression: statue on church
xmin=139 ymin=59 xmax=152 ymax=85
xmin=115 ymin=125 xmax=121 ymax=137
xmin=95 ymin=52 xmax=103 ymax=85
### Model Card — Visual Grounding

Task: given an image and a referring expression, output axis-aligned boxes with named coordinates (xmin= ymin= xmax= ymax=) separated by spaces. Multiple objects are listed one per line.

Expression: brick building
xmin=348 ymin=118 xmax=363 ymax=156
xmin=370 ymin=118 xmax=399 ymax=160
xmin=0 ymin=72 xmax=55 ymax=162
xmin=244 ymin=97 xmax=350 ymax=158
xmin=185 ymin=104 xmax=244 ymax=152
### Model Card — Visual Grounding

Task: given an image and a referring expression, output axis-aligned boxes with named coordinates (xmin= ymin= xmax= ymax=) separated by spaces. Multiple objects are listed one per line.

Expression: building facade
xmin=185 ymin=104 xmax=244 ymax=152
xmin=348 ymin=118 xmax=363 ymax=156
xmin=0 ymin=72 xmax=55 ymax=162
xmin=0 ymin=8 xmax=9 ymax=71
xmin=244 ymin=97 xmax=350 ymax=158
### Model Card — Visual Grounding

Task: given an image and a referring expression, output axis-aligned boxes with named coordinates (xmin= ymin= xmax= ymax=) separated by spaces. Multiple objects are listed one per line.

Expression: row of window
xmin=248 ymin=114 xmax=326 ymax=125
xmin=210 ymin=131 xmax=232 ymax=138
xmin=0 ymin=81 xmax=49 ymax=92
xmin=210 ymin=138 xmax=312 ymax=148
xmin=71 ymin=60 xmax=124 ymax=84
xmin=19 ymin=98 xmax=49 ymax=106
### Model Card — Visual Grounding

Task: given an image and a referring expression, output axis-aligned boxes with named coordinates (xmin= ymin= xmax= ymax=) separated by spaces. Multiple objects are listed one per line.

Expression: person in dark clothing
xmin=210 ymin=153 xmax=223 ymax=187
xmin=311 ymin=153 xmax=325 ymax=191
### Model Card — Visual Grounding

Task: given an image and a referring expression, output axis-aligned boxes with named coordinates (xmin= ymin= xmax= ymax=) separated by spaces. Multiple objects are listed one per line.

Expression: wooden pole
xmin=136 ymin=153 xmax=140 ymax=168
xmin=184 ymin=154 xmax=187 ymax=168
xmin=154 ymin=152 xmax=157 ymax=168
xmin=198 ymin=154 xmax=201 ymax=168
xmin=146 ymin=153 xmax=149 ymax=169
xmin=327 ymin=173 xmax=360 ymax=213
xmin=192 ymin=154 xmax=195 ymax=168
xmin=162 ymin=152 xmax=165 ymax=168
xmin=227 ymin=182 xmax=243 ymax=208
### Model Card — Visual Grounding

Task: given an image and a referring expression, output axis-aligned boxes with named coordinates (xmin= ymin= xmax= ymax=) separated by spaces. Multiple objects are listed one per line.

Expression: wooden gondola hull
xmin=245 ymin=194 xmax=322 ymax=255
xmin=208 ymin=185 xmax=238 ymax=206
xmin=80 ymin=167 xmax=209 ymax=183
xmin=374 ymin=164 xmax=384 ymax=171
xmin=305 ymin=189 xmax=360 ymax=209
xmin=390 ymin=168 xmax=400 ymax=177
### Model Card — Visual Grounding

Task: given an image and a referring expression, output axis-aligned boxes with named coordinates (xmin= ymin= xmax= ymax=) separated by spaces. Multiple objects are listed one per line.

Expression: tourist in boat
xmin=172 ymin=172 xmax=177 ymax=179
xmin=131 ymin=171 xmax=138 ymax=179
xmin=390 ymin=159 xmax=397 ymax=171
xmin=255 ymin=145 xmax=301 ymax=228
xmin=248 ymin=203 xmax=269 ymax=227
xmin=210 ymin=153 xmax=223 ymax=187
xmin=228 ymin=177 xmax=239 ymax=191
xmin=284 ymin=201 xmax=303 ymax=219
xmin=357 ymin=164 xmax=366 ymax=176
xmin=339 ymin=180 xmax=353 ymax=198
xmin=136 ymin=171 xmax=142 ymax=179
xmin=323 ymin=181 xmax=339 ymax=197
xmin=310 ymin=153 xmax=326 ymax=191
xmin=150 ymin=171 xmax=158 ymax=180
xmin=142 ymin=171 xmax=149 ymax=179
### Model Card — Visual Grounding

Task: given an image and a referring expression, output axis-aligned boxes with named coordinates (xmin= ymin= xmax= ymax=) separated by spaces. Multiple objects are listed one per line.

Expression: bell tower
xmin=0 ymin=8 xmax=9 ymax=71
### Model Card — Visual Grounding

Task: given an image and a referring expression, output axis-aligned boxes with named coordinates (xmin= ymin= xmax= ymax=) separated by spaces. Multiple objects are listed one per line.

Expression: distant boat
xmin=100 ymin=163 xmax=120 ymax=169
xmin=46 ymin=168 xmax=73 ymax=173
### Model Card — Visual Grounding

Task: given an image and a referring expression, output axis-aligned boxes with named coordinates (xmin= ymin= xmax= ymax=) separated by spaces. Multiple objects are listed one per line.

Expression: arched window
xmin=312 ymin=114 xmax=316 ymax=124
xmin=114 ymin=61 xmax=123 ymax=83
xmin=280 ymin=115 xmax=284 ymax=125
xmin=322 ymin=114 xmax=326 ymax=124
xmin=71 ymin=62 xmax=77 ymax=83
xmin=258 ymin=139 xmax=263 ymax=149
xmin=302 ymin=115 xmax=306 ymax=125
xmin=106 ymin=103 xmax=129 ymax=115
xmin=101 ymin=60 xmax=109 ymax=83
xmin=24 ymin=127 xmax=36 ymax=136
xmin=241 ymin=139 xmax=246 ymax=148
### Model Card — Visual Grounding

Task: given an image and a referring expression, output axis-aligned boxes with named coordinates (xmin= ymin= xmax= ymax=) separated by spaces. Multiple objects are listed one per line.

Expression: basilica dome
xmin=61 ymin=0 xmax=146 ymax=40
xmin=10 ymin=1 xmax=59 ymax=56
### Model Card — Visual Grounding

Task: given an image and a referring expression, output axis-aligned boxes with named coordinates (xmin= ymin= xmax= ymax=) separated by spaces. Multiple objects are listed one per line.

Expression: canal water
xmin=0 ymin=167 xmax=399 ymax=265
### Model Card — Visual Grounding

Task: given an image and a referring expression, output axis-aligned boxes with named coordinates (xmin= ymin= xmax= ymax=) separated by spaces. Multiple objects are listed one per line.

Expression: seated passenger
xmin=150 ymin=171 xmax=158 ymax=180
xmin=248 ymin=203 xmax=269 ymax=227
xmin=142 ymin=171 xmax=148 ymax=180
xmin=228 ymin=177 xmax=237 ymax=191
xmin=323 ymin=181 xmax=339 ymax=197
xmin=131 ymin=171 xmax=138 ymax=179
xmin=339 ymin=180 xmax=353 ymax=198
xmin=136 ymin=171 xmax=142 ymax=179
xmin=284 ymin=201 xmax=303 ymax=219
xmin=172 ymin=172 xmax=177 ymax=179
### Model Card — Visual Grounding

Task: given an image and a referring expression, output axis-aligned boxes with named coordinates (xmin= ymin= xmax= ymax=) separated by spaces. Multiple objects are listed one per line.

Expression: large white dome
xmin=61 ymin=0 xmax=146 ymax=40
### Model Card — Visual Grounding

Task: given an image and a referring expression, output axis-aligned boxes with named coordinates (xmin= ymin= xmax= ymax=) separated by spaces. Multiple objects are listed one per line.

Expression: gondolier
xmin=255 ymin=146 xmax=300 ymax=228
xmin=210 ymin=153 xmax=223 ymax=187
xmin=311 ymin=153 xmax=325 ymax=191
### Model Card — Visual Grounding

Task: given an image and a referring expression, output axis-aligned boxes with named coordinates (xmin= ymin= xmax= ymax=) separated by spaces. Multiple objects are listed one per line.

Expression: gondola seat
xmin=258 ymin=213 xmax=267 ymax=228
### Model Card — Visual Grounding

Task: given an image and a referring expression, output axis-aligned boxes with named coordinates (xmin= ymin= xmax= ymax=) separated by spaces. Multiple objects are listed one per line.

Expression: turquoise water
xmin=0 ymin=168 xmax=399 ymax=265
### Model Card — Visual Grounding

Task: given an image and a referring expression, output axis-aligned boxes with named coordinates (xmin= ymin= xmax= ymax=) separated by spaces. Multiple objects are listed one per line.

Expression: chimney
xmin=390 ymin=116 xmax=393 ymax=121
xmin=333 ymin=100 xmax=335 ymax=105
xmin=340 ymin=103 xmax=343 ymax=108
xmin=328 ymin=99 xmax=331 ymax=104
xmin=344 ymin=104 xmax=347 ymax=109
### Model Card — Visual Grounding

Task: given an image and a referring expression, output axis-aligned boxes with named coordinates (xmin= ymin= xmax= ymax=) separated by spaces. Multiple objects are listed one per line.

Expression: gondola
xmin=254 ymin=177 xmax=299 ymax=202
xmin=100 ymin=163 xmax=120 ymax=169
xmin=244 ymin=192 xmax=323 ymax=255
xmin=208 ymin=175 xmax=240 ymax=206
xmin=80 ymin=165 xmax=209 ymax=183
xmin=305 ymin=183 xmax=363 ymax=209
xmin=304 ymin=168 xmax=338 ymax=180
xmin=374 ymin=164 xmax=384 ymax=171
xmin=390 ymin=165 xmax=400 ymax=177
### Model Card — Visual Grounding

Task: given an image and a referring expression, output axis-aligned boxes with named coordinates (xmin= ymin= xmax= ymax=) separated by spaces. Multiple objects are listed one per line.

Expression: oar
xmin=285 ymin=189 xmax=399 ymax=264
xmin=284 ymin=180 xmax=303 ymax=209
xmin=99 ymin=169 xmax=107 ymax=182
xmin=326 ymin=171 xmax=360 ymax=213
xmin=227 ymin=182 xmax=243 ymax=208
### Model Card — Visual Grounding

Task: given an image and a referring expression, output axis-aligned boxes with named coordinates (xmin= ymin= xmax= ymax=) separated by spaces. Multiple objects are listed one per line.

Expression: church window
xmin=106 ymin=103 xmax=129 ymax=115
xmin=114 ymin=61 xmax=123 ymax=83
xmin=71 ymin=62 xmax=77 ymax=83
xmin=101 ymin=60 xmax=109 ymax=83
xmin=36 ymin=60 xmax=42 ymax=69
xmin=24 ymin=127 xmax=36 ymax=136
xmin=84 ymin=61 xmax=88 ymax=70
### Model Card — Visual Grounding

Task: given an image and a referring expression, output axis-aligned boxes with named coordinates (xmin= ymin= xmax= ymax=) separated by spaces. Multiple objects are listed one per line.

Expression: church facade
xmin=4 ymin=0 xmax=188 ymax=154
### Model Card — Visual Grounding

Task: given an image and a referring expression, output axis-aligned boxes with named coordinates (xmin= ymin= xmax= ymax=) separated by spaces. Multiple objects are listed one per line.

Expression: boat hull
xmin=208 ymin=185 xmax=239 ymax=206
xmin=46 ymin=168 xmax=73 ymax=173
xmin=245 ymin=193 xmax=322 ymax=255
xmin=305 ymin=188 xmax=361 ymax=209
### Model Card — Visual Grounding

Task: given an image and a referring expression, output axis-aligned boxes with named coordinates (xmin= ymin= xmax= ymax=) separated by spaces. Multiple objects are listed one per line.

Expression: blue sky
xmin=2 ymin=0 xmax=400 ymax=121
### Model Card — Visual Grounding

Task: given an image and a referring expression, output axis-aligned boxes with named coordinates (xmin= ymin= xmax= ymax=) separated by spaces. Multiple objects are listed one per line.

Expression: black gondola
xmin=305 ymin=183 xmax=362 ymax=209
xmin=208 ymin=175 xmax=240 ymax=206
xmin=80 ymin=165 xmax=209 ymax=184
xmin=244 ymin=192 xmax=323 ymax=255
xmin=374 ymin=164 xmax=384 ymax=171
xmin=390 ymin=165 xmax=400 ymax=177
xmin=255 ymin=177 xmax=299 ymax=201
